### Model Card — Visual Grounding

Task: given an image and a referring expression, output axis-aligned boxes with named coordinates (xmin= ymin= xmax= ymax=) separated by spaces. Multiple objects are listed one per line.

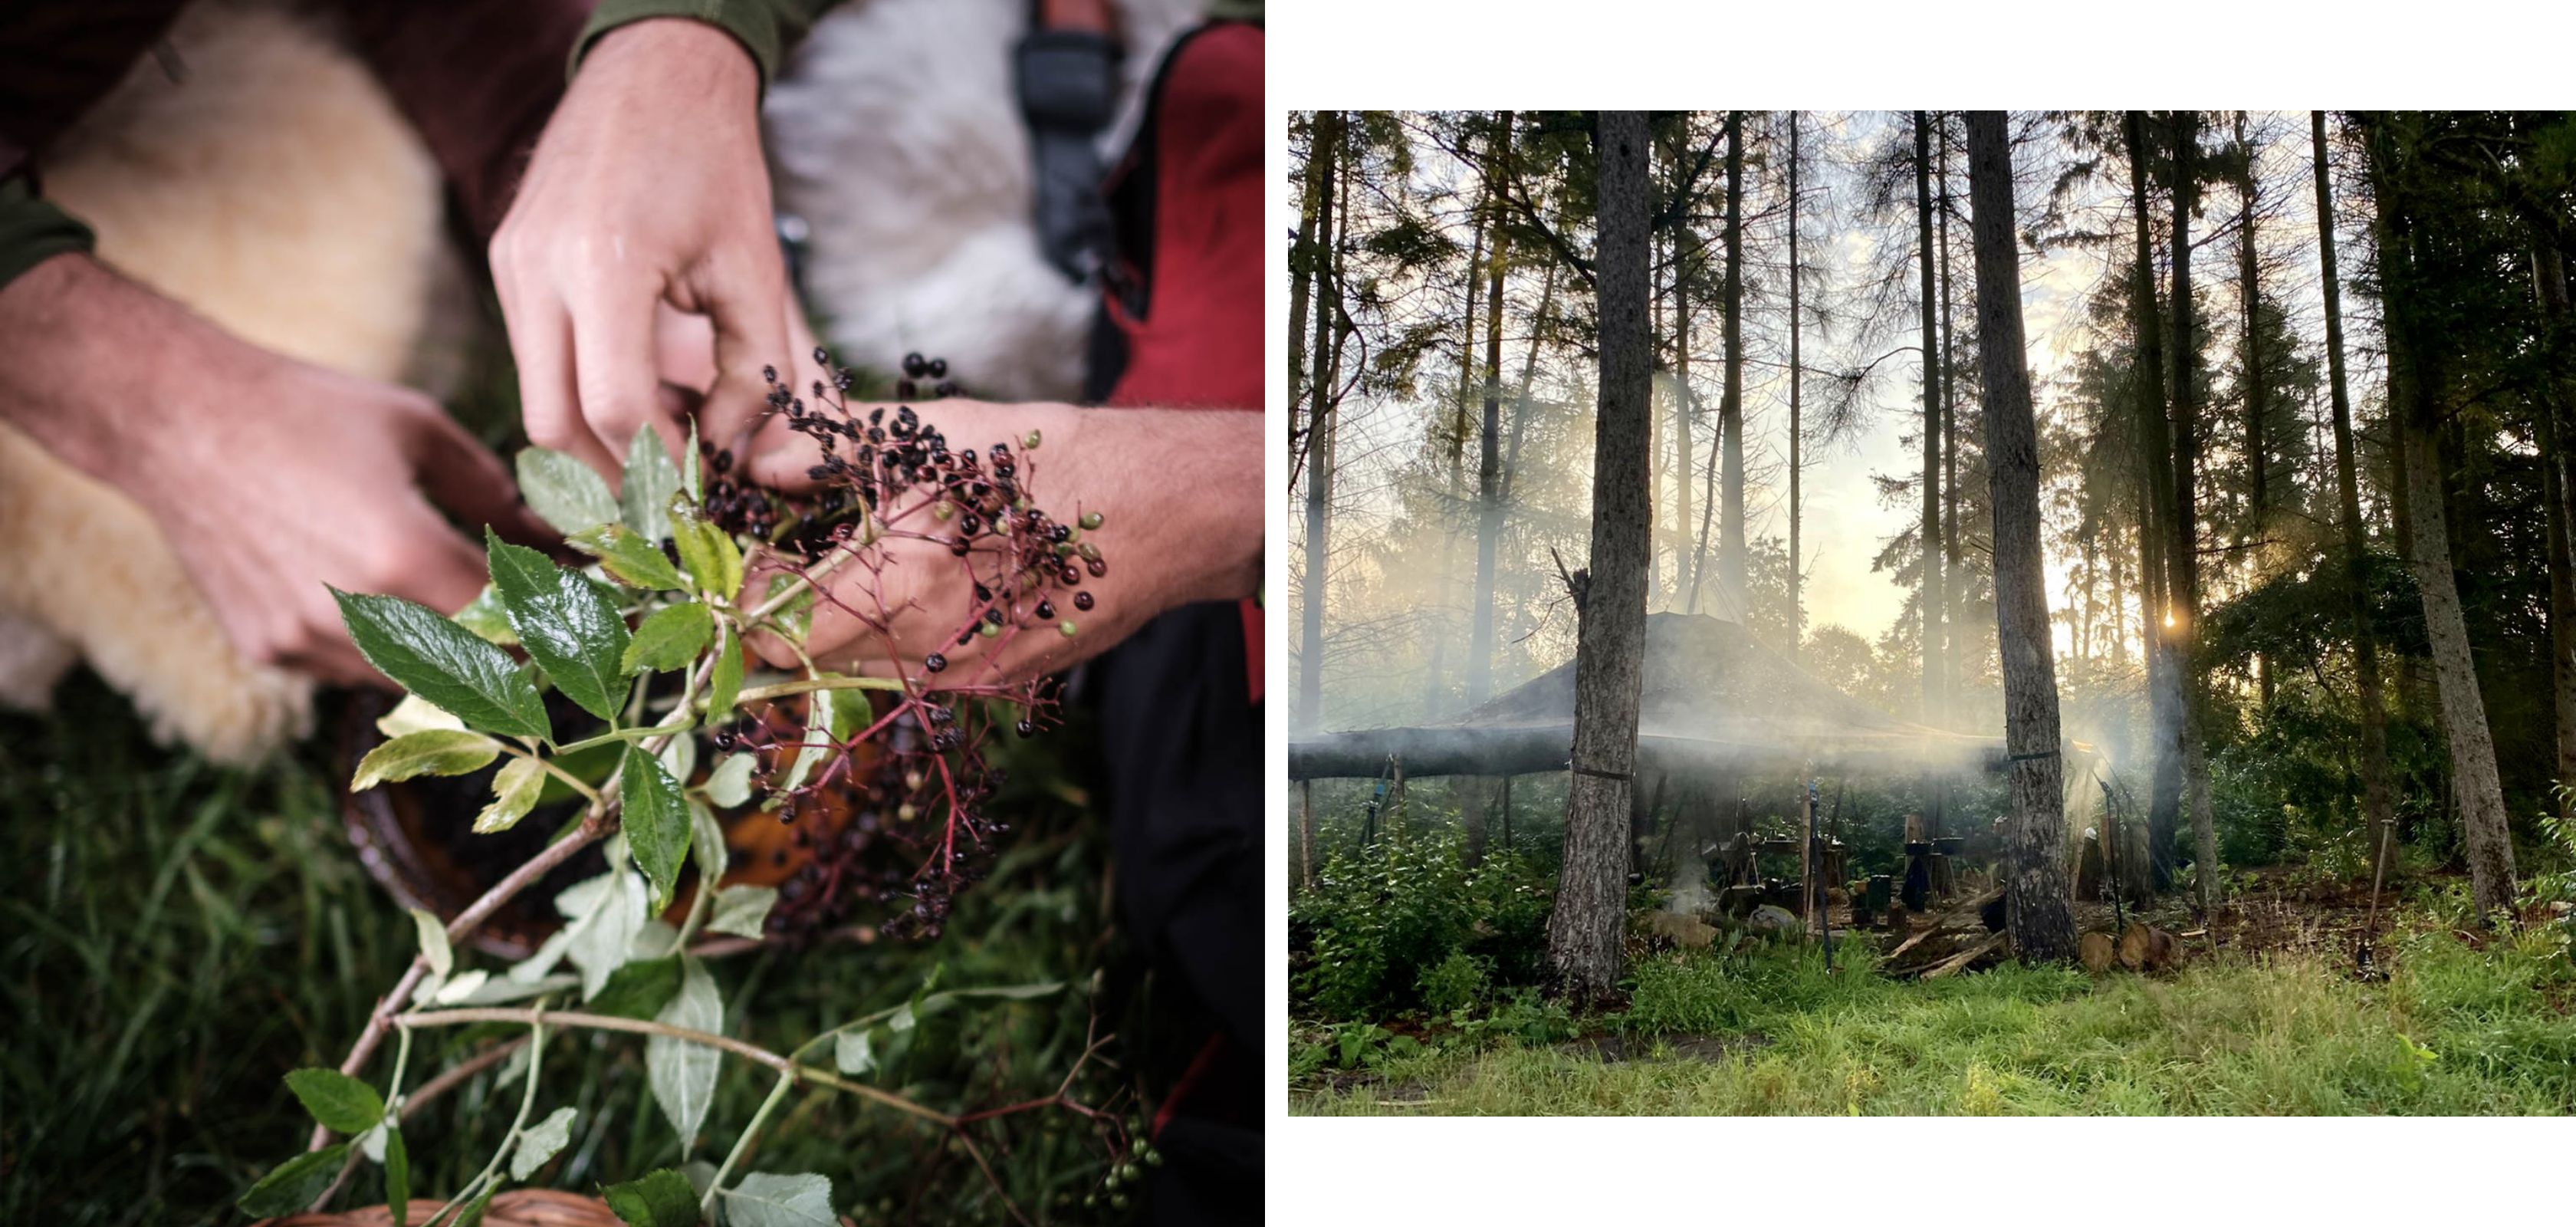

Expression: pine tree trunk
xmin=1424 ymin=152 xmax=1489 ymax=719
xmin=2236 ymin=113 xmax=2272 ymax=709
xmin=1296 ymin=111 xmax=1344 ymax=738
xmin=2367 ymin=116 xmax=2518 ymax=921
xmin=1915 ymin=111 xmax=1946 ymax=725
xmin=2531 ymin=238 xmax=2576 ymax=801
xmin=1465 ymin=113 xmax=1516 ymax=865
xmin=1787 ymin=112 xmax=1805 ymax=656
xmin=1545 ymin=110 xmax=1654 ymax=1006
xmin=1717 ymin=111 xmax=1747 ymax=607
xmin=2164 ymin=110 xmax=2219 ymax=913
xmin=1938 ymin=116 xmax=1963 ymax=725
xmin=2123 ymin=110 xmax=2183 ymax=895
xmin=2313 ymin=112 xmax=2397 ymax=873
xmin=1287 ymin=117 xmax=1324 ymax=477
xmin=1965 ymin=110 xmax=2078 ymax=963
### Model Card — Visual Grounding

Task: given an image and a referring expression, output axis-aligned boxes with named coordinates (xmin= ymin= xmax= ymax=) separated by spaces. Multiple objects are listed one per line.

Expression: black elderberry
xmin=1086 ymin=557 xmax=1107 ymax=577
xmin=902 ymin=351 xmax=928 ymax=378
xmin=1034 ymin=600 xmax=1054 ymax=620
xmin=1050 ymin=523 xmax=1071 ymax=543
xmin=924 ymin=652 xmax=948 ymax=673
xmin=927 ymin=357 xmax=948 ymax=378
xmin=974 ymin=583 xmax=992 ymax=602
xmin=983 ymin=607 xmax=1004 ymax=627
xmin=935 ymin=380 xmax=959 ymax=397
xmin=927 ymin=704 xmax=953 ymax=725
xmin=949 ymin=537 xmax=972 ymax=556
xmin=763 ymin=364 xmax=779 ymax=383
xmin=1073 ymin=590 xmax=1094 ymax=611
xmin=1060 ymin=564 xmax=1083 ymax=585
xmin=1016 ymin=719 xmax=1035 ymax=737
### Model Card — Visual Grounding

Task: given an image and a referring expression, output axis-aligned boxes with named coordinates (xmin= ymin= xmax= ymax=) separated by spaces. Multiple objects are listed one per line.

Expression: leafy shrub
xmin=1290 ymin=831 xmax=1551 ymax=1020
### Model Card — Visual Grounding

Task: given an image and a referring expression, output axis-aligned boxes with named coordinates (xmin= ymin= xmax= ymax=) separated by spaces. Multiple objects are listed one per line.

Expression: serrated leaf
xmin=519 ymin=446 xmax=619 ymax=535
xmin=452 ymin=583 xmax=519 ymax=646
xmin=602 ymin=1168 xmax=700 ymax=1227
xmin=383 ymin=1124 xmax=410 ymax=1217
xmin=702 ymin=752 xmax=755 ymax=808
xmin=708 ymin=626 xmax=744 ymax=719
xmin=409 ymin=908 xmax=454 ymax=979
xmin=718 ymin=1172 xmax=835 ymax=1227
xmin=286 ymin=1067 xmax=385 ymax=1134
xmin=586 ymin=954 xmax=682 ymax=1020
xmin=376 ymin=692 xmax=465 ymax=739
xmin=624 ymin=602 xmax=714 ymax=676
xmin=834 ymin=1029 xmax=874 ymax=1076
xmin=237 ymin=1143 xmax=349 ymax=1215
xmin=621 ymin=426 xmax=684 ymax=544
xmin=475 ymin=756 xmax=547 ymax=834
xmin=566 ymin=868 xmax=647 ymax=1001
xmin=488 ymin=530 xmax=633 ymax=722
xmin=510 ymin=1106 xmax=579 ymax=1180
xmin=571 ymin=522 xmax=692 ymax=592
xmin=647 ymin=956 xmax=721 ymax=1150
xmin=353 ymin=729 xmax=501 ymax=791
xmin=620 ymin=745 xmax=691 ymax=913
xmin=708 ymin=885 xmax=776 ymax=940
xmin=672 ymin=502 xmax=744 ymax=604
xmin=433 ymin=969 xmax=491 ymax=1004
xmin=334 ymin=589 xmax=550 ymax=741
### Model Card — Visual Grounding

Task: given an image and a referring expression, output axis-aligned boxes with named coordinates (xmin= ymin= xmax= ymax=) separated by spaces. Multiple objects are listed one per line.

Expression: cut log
xmin=2117 ymin=923 xmax=2178 ymax=972
xmin=1919 ymin=930 xmax=2010 ymax=979
xmin=2078 ymin=930 xmax=2115 ymax=974
xmin=1883 ymin=887 xmax=2006 ymax=963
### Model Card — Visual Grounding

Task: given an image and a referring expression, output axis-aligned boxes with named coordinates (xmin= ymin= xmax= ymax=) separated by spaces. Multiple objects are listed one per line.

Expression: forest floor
xmin=1291 ymin=876 xmax=2576 ymax=1116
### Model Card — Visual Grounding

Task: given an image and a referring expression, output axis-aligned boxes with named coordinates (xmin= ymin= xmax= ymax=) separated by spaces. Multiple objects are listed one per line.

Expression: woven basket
xmin=258 ymin=1190 xmax=620 ymax=1227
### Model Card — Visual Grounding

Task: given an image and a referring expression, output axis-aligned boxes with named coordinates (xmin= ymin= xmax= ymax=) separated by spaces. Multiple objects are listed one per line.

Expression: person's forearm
xmin=0 ymin=254 xmax=230 ymax=492
xmin=1057 ymin=407 xmax=1262 ymax=614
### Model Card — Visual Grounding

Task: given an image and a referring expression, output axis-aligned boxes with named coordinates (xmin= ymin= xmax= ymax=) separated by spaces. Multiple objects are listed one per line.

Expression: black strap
xmin=1572 ymin=764 xmax=1632 ymax=783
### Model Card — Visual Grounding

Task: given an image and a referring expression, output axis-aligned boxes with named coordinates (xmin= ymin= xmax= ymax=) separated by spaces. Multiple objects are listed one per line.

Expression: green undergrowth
xmin=1293 ymin=925 xmax=2576 ymax=1116
xmin=4 ymin=677 xmax=1136 ymax=1225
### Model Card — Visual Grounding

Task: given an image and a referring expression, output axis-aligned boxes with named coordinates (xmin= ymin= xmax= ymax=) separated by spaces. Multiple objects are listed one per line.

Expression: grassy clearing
xmin=1293 ymin=926 xmax=2576 ymax=1116
xmin=4 ymin=679 xmax=1136 ymax=1224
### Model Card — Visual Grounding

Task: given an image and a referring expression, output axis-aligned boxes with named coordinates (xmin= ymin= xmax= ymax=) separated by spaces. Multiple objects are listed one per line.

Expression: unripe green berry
xmin=1060 ymin=620 xmax=1078 ymax=637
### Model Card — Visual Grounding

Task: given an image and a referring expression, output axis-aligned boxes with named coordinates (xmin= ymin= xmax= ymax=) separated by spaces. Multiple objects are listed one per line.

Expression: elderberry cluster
xmin=684 ymin=347 xmax=1103 ymax=940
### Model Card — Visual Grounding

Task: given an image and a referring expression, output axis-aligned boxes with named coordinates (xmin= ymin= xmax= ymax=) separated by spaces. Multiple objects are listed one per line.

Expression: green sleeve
xmin=573 ymin=0 xmax=846 ymax=90
xmin=0 ymin=174 xmax=95 ymax=292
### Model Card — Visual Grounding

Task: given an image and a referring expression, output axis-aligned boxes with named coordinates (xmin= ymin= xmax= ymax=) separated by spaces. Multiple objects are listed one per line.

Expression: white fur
xmin=764 ymin=0 xmax=1204 ymax=403
xmin=0 ymin=1 xmax=449 ymax=762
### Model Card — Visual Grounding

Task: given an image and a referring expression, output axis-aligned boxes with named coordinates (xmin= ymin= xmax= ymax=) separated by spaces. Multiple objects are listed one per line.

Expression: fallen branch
xmin=1917 ymin=930 xmax=2010 ymax=980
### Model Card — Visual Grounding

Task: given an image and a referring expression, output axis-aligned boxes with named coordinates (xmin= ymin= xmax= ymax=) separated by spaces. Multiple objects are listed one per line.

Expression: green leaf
xmin=511 ymin=1106 xmax=580 ymax=1181
xmin=566 ymin=866 xmax=647 ymax=1001
xmin=285 ymin=1067 xmax=385 ymax=1134
xmin=780 ymin=684 xmax=853 ymax=793
xmin=353 ymin=729 xmax=501 ymax=791
xmin=238 ymin=1143 xmax=349 ymax=1215
xmin=488 ymin=530 xmax=633 ymax=722
xmin=518 ymin=446 xmax=619 ymax=535
xmin=602 ymin=1169 xmax=701 ymax=1227
xmin=625 ymin=602 xmax=714 ymax=676
xmin=452 ymin=583 xmax=519 ymax=646
xmin=702 ymin=752 xmax=755 ymax=808
xmin=383 ymin=1123 xmax=410 ymax=1219
xmin=759 ymin=572 xmax=815 ymax=641
xmin=684 ymin=419 xmax=703 ymax=501
xmin=621 ymin=426 xmax=684 ymax=544
xmin=657 ymin=727 xmax=697 ymax=784
xmin=688 ymin=799 xmax=729 ymax=882
xmin=834 ymin=1029 xmax=874 ymax=1076
xmin=718 ymin=1172 xmax=835 ymax=1227
xmin=708 ymin=626 xmax=744 ymax=718
xmin=586 ymin=954 xmax=683 ymax=1021
xmin=571 ymin=522 xmax=691 ymax=592
xmin=334 ymin=589 xmax=550 ymax=741
xmin=376 ymin=692 xmax=465 ymax=739
xmin=432 ymin=969 xmax=491 ymax=1004
xmin=409 ymin=907 xmax=454 ymax=979
xmin=475 ymin=756 xmax=547 ymax=834
xmin=620 ymin=745 xmax=691 ymax=913
xmin=672 ymin=502 xmax=744 ymax=604
xmin=708 ymin=885 xmax=776 ymax=940
xmin=647 ymin=956 xmax=721 ymax=1150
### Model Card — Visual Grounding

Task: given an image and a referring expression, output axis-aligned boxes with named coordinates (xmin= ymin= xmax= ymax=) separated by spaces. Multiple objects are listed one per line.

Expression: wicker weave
xmin=258 ymin=1190 xmax=622 ymax=1227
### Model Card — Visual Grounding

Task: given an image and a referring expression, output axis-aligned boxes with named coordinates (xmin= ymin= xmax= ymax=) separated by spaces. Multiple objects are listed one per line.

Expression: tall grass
xmin=1296 ymin=926 xmax=2576 ymax=1116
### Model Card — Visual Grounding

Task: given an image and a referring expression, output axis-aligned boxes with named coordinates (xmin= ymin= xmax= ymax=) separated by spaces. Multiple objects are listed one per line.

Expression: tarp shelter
xmin=1288 ymin=613 xmax=2009 ymax=781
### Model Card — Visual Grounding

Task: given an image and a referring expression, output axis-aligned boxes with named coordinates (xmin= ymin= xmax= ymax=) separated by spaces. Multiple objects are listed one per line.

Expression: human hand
xmin=740 ymin=401 xmax=1260 ymax=686
xmin=0 ymin=255 xmax=544 ymax=683
xmin=492 ymin=17 xmax=816 ymax=484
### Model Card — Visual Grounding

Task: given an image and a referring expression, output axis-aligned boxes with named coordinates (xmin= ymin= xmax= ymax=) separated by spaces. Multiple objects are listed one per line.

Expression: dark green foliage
xmin=1290 ymin=830 xmax=1552 ymax=1020
xmin=333 ymin=587 xmax=550 ymax=741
